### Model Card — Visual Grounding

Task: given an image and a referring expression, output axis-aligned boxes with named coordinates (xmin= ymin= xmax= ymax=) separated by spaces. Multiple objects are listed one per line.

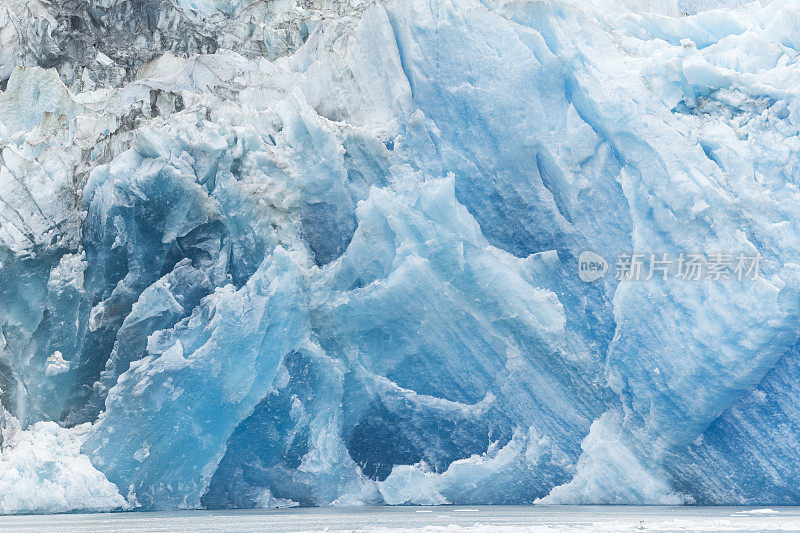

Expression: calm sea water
xmin=2 ymin=505 xmax=800 ymax=532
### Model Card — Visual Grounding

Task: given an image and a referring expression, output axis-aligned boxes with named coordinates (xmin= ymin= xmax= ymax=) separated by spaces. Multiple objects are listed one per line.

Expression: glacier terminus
xmin=1 ymin=0 xmax=800 ymax=515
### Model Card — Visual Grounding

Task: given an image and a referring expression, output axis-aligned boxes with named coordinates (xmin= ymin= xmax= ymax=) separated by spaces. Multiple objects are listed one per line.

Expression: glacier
xmin=1 ymin=0 xmax=800 ymax=513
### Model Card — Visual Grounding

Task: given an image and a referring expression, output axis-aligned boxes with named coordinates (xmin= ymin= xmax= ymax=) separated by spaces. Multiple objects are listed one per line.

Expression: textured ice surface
xmin=0 ymin=414 xmax=126 ymax=514
xmin=2 ymin=0 xmax=800 ymax=514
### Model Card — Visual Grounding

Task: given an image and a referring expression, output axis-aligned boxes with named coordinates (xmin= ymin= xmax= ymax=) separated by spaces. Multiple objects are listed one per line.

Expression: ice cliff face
xmin=1 ymin=0 xmax=800 ymax=513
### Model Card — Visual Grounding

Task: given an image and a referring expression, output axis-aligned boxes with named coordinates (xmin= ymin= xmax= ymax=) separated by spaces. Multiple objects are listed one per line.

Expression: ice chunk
xmin=540 ymin=412 xmax=687 ymax=504
xmin=0 ymin=67 xmax=83 ymax=135
xmin=0 ymin=415 xmax=126 ymax=514
xmin=83 ymin=247 xmax=311 ymax=509
xmin=44 ymin=351 xmax=70 ymax=377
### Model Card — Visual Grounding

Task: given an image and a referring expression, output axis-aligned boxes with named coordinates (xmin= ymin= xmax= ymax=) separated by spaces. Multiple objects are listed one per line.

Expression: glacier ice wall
xmin=2 ymin=0 xmax=800 ymax=512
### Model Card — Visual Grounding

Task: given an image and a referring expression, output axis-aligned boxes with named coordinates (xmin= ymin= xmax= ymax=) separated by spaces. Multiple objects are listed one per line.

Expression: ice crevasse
xmin=1 ymin=0 xmax=800 ymax=512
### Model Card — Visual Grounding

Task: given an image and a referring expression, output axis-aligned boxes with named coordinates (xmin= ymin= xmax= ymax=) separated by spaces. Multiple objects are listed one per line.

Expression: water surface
xmin=2 ymin=505 xmax=799 ymax=532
